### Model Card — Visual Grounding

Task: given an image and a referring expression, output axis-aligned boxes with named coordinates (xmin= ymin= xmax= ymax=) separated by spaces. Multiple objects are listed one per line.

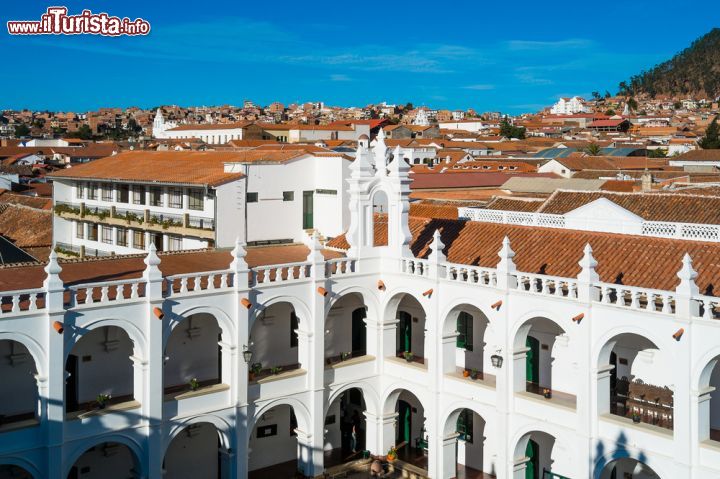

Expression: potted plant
xmin=249 ymin=362 xmax=262 ymax=381
xmin=386 ymin=446 xmax=397 ymax=462
xmin=96 ymin=394 xmax=111 ymax=409
xmin=341 ymin=351 xmax=351 ymax=361
xmin=462 ymin=369 xmax=470 ymax=378
xmin=403 ymin=351 xmax=414 ymax=363
xmin=543 ymin=388 xmax=552 ymax=399
xmin=470 ymin=369 xmax=478 ymax=380
xmin=271 ymin=366 xmax=283 ymax=375
xmin=189 ymin=377 xmax=200 ymax=391
xmin=632 ymin=412 xmax=641 ymax=424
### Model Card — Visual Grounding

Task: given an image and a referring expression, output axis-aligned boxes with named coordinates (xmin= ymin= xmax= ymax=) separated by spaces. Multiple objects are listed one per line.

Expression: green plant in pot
xmin=189 ymin=377 xmax=200 ymax=391
xmin=403 ymin=351 xmax=414 ymax=362
xmin=249 ymin=362 xmax=262 ymax=380
xmin=96 ymin=394 xmax=111 ymax=409
xmin=341 ymin=351 xmax=351 ymax=361
xmin=470 ymin=369 xmax=478 ymax=380
xmin=270 ymin=366 xmax=283 ymax=375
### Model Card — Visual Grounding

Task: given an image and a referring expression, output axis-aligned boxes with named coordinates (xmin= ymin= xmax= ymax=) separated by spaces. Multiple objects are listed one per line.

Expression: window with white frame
xmin=76 ymin=182 xmax=84 ymax=199
xmin=75 ymin=221 xmax=84 ymax=239
xmin=188 ymin=189 xmax=204 ymax=210
xmin=101 ymin=225 xmax=113 ymax=244
xmin=88 ymin=224 xmax=98 ymax=241
xmin=87 ymin=183 xmax=98 ymax=200
xmin=149 ymin=187 xmax=163 ymax=207
xmin=133 ymin=230 xmax=145 ymax=249
xmin=116 ymin=227 xmax=127 ymax=247
xmin=101 ymin=183 xmax=113 ymax=202
xmin=168 ymin=236 xmax=182 ymax=251
xmin=132 ymin=185 xmax=146 ymax=205
xmin=169 ymin=188 xmax=183 ymax=209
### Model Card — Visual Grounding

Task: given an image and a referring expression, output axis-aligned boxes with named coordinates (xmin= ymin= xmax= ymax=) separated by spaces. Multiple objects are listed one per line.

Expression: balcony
xmin=54 ymin=201 xmax=215 ymax=240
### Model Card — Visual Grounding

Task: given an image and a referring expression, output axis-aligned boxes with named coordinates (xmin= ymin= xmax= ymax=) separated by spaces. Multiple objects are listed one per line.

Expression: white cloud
xmin=463 ymin=84 xmax=495 ymax=91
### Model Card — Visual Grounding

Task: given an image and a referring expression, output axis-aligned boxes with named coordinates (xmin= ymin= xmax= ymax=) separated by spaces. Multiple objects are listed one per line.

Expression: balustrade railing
xmin=401 ymin=258 xmax=430 ymax=277
xmin=252 ymin=262 xmax=311 ymax=285
xmin=166 ymin=270 xmax=234 ymax=296
xmin=516 ymin=273 xmax=578 ymax=299
xmin=69 ymin=278 xmax=145 ymax=306
xmin=445 ymin=264 xmax=497 ymax=286
xmin=597 ymin=283 xmax=674 ymax=313
xmin=0 ymin=288 xmax=46 ymax=314
xmin=326 ymin=258 xmax=356 ymax=276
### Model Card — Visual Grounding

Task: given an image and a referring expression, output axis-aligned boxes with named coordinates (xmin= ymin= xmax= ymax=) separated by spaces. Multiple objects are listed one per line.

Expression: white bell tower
xmin=346 ymin=129 xmax=413 ymax=258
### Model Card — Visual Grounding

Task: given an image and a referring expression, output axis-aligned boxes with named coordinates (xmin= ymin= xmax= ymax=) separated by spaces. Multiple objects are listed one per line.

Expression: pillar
xmin=364 ymin=411 xmax=397 ymax=456
xmin=439 ymin=433 xmax=459 ymax=479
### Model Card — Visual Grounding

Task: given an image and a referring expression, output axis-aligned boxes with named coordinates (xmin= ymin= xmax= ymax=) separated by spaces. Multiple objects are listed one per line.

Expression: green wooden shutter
xmin=456 ymin=313 xmax=467 ymax=349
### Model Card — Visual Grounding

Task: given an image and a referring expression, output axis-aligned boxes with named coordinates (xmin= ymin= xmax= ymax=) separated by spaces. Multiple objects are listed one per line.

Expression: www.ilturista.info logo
xmin=7 ymin=7 xmax=151 ymax=36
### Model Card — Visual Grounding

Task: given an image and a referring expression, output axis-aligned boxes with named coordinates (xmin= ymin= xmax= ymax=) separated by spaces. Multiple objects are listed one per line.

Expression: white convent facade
xmin=3 ymin=138 xmax=720 ymax=479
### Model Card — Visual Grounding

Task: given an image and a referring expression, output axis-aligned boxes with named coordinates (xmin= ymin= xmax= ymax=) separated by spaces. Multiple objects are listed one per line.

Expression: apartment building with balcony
xmin=49 ymin=148 xmax=353 ymax=257
xmin=49 ymin=151 xmax=245 ymax=258
xmin=3 ymin=137 xmax=720 ymax=479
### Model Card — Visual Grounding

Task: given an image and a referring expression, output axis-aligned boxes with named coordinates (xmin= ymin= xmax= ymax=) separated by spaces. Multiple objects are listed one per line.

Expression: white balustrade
xmin=70 ymin=278 xmax=146 ymax=306
xmin=252 ymin=262 xmax=310 ymax=286
xmin=327 ymin=258 xmax=356 ymax=276
xmin=401 ymin=258 xmax=430 ymax=277
xmin=444 ymin=263 xmax=497 ymax=287
xmin=166 ymin=270 xmax=234 ymax=296
xmin=516 ymin=273 xmax=578 ymax=299
xmin=597 ymin=283 xmax=674 ymax=313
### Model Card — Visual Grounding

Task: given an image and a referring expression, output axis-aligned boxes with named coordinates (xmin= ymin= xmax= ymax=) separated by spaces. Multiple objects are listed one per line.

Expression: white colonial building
xmin=49 ymin=149 xmax=352 ymax=257
xmin=550 ymin=97 xmax=590 ymax=115
xmin=2 ymin=137 xmax=720 ymax=479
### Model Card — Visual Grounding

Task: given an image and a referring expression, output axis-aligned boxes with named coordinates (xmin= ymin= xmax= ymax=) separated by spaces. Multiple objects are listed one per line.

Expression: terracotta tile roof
xmin=600 ymin=180 xmax=637 ymax=192
xmin=0 ymin=190 xmax=52 ymax=209
xmin=0 ymin=245 xmax=344 ymax=291
xmin=411 ymin=172 xmax=556 ymax=190
xmin=409 ymin=201 xmax=460 ymax=220
xmin=484 ymin=197 xmax=544 ymax=212
xmin=47 ymin=151 xmax=247 ymax=186
xmin=0 ymin=204 xmax=52 ymax=249
xmin=167 ymin=121 xmax=255 ymax=132
xmin=552 ymin=156 xmax=672 ymax=171
xmin=673 ymin=150 xmax=720 ymax=162
xmin=328 ymin=215 xmax=720 ymax=292
xmin=537 ymin=190 xmax=720 ymax=224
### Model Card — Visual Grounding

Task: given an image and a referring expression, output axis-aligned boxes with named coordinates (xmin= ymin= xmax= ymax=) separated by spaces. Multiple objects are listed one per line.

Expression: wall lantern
xmin=490 ymin=350 xmax=503 ymax=368
xmin=242 ymin=346 xmax=253 ymax=363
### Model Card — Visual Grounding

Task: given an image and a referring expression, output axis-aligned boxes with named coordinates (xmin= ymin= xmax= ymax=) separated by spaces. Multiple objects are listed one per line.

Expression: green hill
xmin=619 ymin=28 xmax=720 ymax=99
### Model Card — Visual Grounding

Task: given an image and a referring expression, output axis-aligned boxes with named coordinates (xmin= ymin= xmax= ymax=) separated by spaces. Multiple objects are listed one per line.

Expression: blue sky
xmin=2 ymin=1 xmax=717 ymax=114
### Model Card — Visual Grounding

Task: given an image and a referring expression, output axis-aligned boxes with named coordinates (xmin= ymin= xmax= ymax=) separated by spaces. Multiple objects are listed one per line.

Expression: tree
xmin=604 ymin=91 xmax=612 ymax=99
xmin=77 ymin=124 xmax=93 ymax=140
xmin=699 ymin=116 xmax=720 ymax=149
xmin=627 ymin=97 xmax=638 ymax=111
xmin=673 ymin=101 xmax=683 ymax=110
xmin=648 ymin=148 xmax=668 ymax=158
xmin=404 ymin=102 xmax=414 ymax=112
xmin=14 ymin=123 xmax=30 ymax=138
xmin=591 ymin=91 xmax=601 ymax=100
xmin=499 ymin=118 xmax=526 ymax=140
xmin=584 ymin=142 xmax=602 ymax=156
xmin=605 ymin=109 xmax=616 ymax=116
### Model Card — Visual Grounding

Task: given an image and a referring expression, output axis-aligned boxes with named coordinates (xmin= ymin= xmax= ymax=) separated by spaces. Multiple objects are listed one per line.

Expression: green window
xmin=457 ymin=312 xmax=473 ymax=351
xmin=456 ymin=409 xmax=473 ymax=443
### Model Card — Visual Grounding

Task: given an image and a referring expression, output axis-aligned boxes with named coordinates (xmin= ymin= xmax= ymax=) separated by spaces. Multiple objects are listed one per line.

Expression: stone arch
xmin=512 ymin=427 xmax=564 ymax=479
xmin=326 ymin=380 xmax=381 ymax=418
xmin=594 ymin=326 xmax=666 ymax=368
xmin=324 ymin=285 xmax=380 ymax=322
xmin=163 ymin=305 xmax=235 ymax=347
xmin=0 ymin=332 xmax=46 ymax=377
xmin=164 ymin=414 xmax=233 ymax=457
xmin=65 ymin=317 xmax=146 ymax=361
xmin=382 ymin=290 xmax=428 ymax=362
xmin=381 ymin=383 xmax=429 ymax=416
xmin=511 ymin=313 xmax=569 ymax=395
xmin=0 ymin=456 xmax=41 ymax=479
xmin=64 ymin=434 xmax=145 ymax=479
xmin=440 ymin=400 xmax=494 ymax=438
xmin=440 ymin=402 xmax=492 ymax=479
xmin=511 ymin=311 xmax=568 ymax=351
xmin=252 ymin=295 xmax=312 ymax=332
xmin=440 ymin=299 xmax=492 ymax=376
xmin=249 ymin=396 xmax=312 ymax=434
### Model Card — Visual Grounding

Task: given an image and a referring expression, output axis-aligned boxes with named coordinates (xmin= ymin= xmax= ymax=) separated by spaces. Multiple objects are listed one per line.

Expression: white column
xmin=439 ymin=433 xmax=459 ymax=479
xmin=363 ymin=411 xmax=396 ymax=456
xmin=512 ymin=348 xmax=529 ymax=393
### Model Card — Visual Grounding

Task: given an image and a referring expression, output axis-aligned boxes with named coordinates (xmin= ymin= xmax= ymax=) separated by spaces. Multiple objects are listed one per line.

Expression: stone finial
xmin=306 ymin=231 xmax=325 ymax=264
xmin=373 ymin=129 xmax=388 ymax=169
xmin=676 ymin=253 xmax=699 ymax=297
xmin=376 ymin=128 xmax=386 ymax=141
xmin=388 ymin=145 xmax=410 ymax=177
xmin=230 ymin=237 xmax=248 ymax=272
xmin=428 ymin=229 xmax=446 ymax=263
xmin=143 ymin=243 xmax=162 ymax=281
xmin=578 ymin=243 xmax=599 ymax=283
xmin=350 ymin=142 xmax=374 ymax=178
xmin=497 ymin=236 xmax=516 ymax=273
xmin=43 ymin=250 xmax=63 ymax=290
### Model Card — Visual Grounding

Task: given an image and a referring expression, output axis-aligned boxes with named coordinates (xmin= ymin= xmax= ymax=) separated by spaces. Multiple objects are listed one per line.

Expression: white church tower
xmin=346 ymin=129 xmax=413 ymax=258
xmin=413 ymin=108 xmax=430 ymax=126
xmin=152 ymin=108 xmax=176 ymax=139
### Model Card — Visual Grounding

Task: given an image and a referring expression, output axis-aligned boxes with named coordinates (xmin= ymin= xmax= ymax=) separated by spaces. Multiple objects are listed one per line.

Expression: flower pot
xmin=471 ymin=373 xmax=478 ymax=380
xmin=543 ymin=391 xmax=552 ymax=399
xmin=249 ymin=373 xmax=255 ymax=381
xmin=632 ymin=415 xmax=641 ymax=424
xmin=462 ymin=370 xmax=470 ymax=378
xmin=387 ymin=454 xmax=396 ymax=462
xmin=98 ymin=403 xmax=106 ymax=409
